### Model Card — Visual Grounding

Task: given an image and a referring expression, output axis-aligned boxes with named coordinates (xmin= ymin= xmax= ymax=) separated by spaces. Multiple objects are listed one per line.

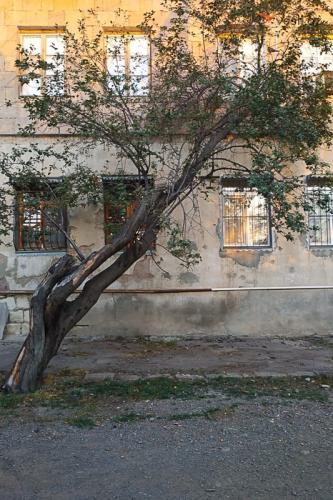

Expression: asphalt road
xmin=0 ymin=398 xmax=332 ymax=500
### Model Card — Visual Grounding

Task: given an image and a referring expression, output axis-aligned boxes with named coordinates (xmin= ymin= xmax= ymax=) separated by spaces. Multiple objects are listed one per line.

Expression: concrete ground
xmin=1 ymin=334 xmax=333 ymax=380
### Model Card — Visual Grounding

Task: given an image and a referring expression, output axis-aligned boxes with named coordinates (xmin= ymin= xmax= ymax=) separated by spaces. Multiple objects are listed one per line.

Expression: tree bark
xmin=2 ymin=255 xmax=76 ymax=393
xmin=2 ymin=230 xmax=154 ymax=393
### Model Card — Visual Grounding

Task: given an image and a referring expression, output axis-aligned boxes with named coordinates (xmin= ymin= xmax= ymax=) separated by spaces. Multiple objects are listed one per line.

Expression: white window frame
xmin=300 ymin=38 xmax=333 ymax=91
xmin=106 ymin=33 xmax=150 ymax=96
xmin=218 ymin=35 xmax=263 ymax=81
xmin=307 ymin=184 xmax=333 ymax=247
xmin=20 ymin=32 xmax=65 ymax=96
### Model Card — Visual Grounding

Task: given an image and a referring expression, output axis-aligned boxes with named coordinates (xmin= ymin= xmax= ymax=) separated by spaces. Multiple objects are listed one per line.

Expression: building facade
xmin=0 ymin=0 xmax=333 ymax=339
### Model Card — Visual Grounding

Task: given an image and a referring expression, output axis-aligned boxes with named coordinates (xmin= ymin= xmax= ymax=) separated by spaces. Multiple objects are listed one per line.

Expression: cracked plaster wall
xmin=0 ymin=1 xmax=333 ymax=337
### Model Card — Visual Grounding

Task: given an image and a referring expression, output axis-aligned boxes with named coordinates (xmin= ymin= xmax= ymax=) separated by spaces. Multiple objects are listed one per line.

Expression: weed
xmin=66 ymin=416 xmax=96 ymax=429
xmin=77 ymin=377 xmax=199 ymax=400
xmin=112 ymin=412 xmax=146 ymax=423
xmin=0 ymin=393 xmax=24 ymax=409
xmin=0 ymin=375 xmax=331 ymax=420
xmin=209 ymin=376 xmax=331 ymax=402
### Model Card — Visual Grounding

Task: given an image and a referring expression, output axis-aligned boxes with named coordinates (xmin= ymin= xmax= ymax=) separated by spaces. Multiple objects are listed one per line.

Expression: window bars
xmin=221 ymin=186 xmax=271 ymax=248
xmin=14 ymin=191 xmax=67 ymax=252
xmin=307 ymin=185 xmax=333 ymax=246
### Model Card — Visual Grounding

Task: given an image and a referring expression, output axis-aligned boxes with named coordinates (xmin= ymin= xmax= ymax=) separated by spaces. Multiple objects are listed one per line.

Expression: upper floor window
xmin=219 ymin=34 xmax=260 ymax=80
xmin=300 ymin=38 xmax=333 ymax=92
xmin=307 ymin=183 xmax=333 ymax=246
xmin=106 ymin=34 xmax=150 ymax=96
xmin=20 ymin=33 xmax=65 ymax=96
xmin=221 ymin=183 xmax=271 ymax=248
xmin=14 ymin=185 xmax=67 ymax=252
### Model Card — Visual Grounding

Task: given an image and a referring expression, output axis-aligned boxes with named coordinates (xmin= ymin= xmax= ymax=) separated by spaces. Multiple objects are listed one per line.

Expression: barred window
xmin=14 ymin=190 xmax=67 ymax=252
xmin=104 ymin=178 xmax=139 ymax=244
xmin=103 ymin=176 xmax=155 ymax=249
xmin=221 ymin=185 xmax=271 ymax=248
xmin=307 ymin=185 xmax=333 ymax=246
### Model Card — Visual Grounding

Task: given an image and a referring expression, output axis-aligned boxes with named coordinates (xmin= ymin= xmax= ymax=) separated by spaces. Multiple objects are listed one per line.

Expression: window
xmin=103 ymin=176 xmax=155 ymax=248
xmin=221 ymin=184 xmax=271 ymax=248
xmin=307 ymin=184 xmax=333 ymax=246
xmin=219 ymin=34 xmax=260 ymax=80
xmin=14 ymin=188 xmax=67 ymax=252
xmin=106 ymin=34 xmax=150 ymax=95
xmin=300 ymin=39 xmax=333 ymax=91
xmin=20 ymin=33 xmax=65 ymax=96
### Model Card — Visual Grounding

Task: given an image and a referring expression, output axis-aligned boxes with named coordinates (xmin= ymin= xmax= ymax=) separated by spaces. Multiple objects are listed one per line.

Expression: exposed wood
xmin=2 ymin=255 xmax=76 ymax=393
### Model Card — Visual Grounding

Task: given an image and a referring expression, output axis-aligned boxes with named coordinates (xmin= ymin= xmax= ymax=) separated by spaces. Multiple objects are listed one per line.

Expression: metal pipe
xmin=1 ymin=285 xmax=333 ymax=296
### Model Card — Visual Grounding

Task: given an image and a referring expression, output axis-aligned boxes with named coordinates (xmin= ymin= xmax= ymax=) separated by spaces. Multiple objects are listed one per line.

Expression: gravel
xmin=0 ymin=397 xmax=332 ymax=499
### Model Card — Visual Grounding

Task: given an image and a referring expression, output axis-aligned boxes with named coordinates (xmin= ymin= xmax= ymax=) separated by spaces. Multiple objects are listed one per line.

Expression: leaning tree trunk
xmin=2 ymin=233 xmax=152 ymax=393
xmin=2 ymin=126 xmax=232 ymax=393
xmin=1 ymin=255 xmax=76 ymax=393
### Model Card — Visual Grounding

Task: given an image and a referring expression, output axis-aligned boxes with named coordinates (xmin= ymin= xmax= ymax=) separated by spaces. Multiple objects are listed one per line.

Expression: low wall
xmin=1 ymin=288 xmax=333 ymax=339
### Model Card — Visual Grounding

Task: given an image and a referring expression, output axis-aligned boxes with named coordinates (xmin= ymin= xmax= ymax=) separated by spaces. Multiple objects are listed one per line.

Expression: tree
xmin=1 ymin=0 xmax=333 ymax=393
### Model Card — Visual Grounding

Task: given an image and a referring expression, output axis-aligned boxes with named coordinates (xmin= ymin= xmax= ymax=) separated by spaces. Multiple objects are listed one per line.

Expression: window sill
xmin=220 ymin=246 xmax=273 ymax=251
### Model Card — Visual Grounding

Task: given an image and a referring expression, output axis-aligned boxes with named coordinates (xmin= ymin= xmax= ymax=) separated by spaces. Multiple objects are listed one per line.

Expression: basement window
xmin=221 ymin=181 xmax=271 ymax=248
xmin=14 ymin=187 xmax=67 ymax=252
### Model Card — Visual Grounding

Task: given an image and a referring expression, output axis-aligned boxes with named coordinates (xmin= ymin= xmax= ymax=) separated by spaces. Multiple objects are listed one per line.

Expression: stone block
xmin=0 ymin=297 xmax=15 ymax=310
xmin=9 ymin=309 xmax=24 ymax=323
xmin=0 ymin=302 xmax=9 ymax=339
xmin=20 ymin=323 xmax=30 ymax=335
xmin=23 ymin=310 xmax=30 ymax=323
xmin=5 ymin=323 xmax=20 ymax=337
xmin=15 ymin=296 xmax=30 ymax=310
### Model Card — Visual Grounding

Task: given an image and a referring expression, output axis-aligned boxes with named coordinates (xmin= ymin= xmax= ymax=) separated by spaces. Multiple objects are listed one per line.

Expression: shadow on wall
xmin=72 ymin=290 xmax=333 ymax=338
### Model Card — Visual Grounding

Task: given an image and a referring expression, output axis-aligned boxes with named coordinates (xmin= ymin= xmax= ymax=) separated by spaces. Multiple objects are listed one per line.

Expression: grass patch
xmin=66 ymin=416 xmax=96 ymax=429
xmin=0 ymin=393 xmax=24 ymax=409
xmin=112 ymin=412 xmax=147 ymax=423
xmin=209 ymin=376 xmax=331 ymax=402
xmin=0 ymin=375 xmax=331 ymax=419
xmin=75 ymin=377 xmax=198 ymax=400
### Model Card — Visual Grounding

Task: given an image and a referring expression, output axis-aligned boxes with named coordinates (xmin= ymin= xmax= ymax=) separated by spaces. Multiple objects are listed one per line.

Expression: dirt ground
xmin=0 ymin=335 xmax=333 ymax=499
xmin=1 ymin=335 xmax=333 ymax=380
xmin=0 ymin=392 xmax=332 ymax=499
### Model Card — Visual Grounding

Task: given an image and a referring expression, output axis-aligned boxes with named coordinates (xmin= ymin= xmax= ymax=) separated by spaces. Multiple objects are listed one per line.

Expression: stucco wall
xmin=0 ymin=1 xmax=333 ymax=338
